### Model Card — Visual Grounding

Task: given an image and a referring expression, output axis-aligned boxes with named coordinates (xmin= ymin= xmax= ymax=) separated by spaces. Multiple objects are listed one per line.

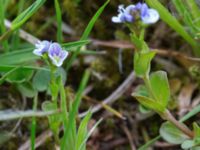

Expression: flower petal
xmin=111 ymin=16 xmax=122 ymax=23
xmin=141 ymin=9 xmax=159 ymax=24
xmin=33 ymin=40 xmax=51 ymax=56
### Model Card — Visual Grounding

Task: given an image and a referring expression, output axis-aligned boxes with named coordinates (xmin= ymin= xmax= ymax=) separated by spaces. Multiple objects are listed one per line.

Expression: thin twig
xmin=0 ymin=110 xmax=59 ymax=121
xmin=121 ymin=125 xmax=136 ymax=150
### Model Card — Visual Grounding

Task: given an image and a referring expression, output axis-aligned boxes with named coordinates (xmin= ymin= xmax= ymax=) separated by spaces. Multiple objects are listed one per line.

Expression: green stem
xmin=31 ymin=94 xmax=38 ymax=150
xmin=139 ymin=27 xmax=145 ymax=40
xmin=126 ymin=23 xmax=135 ymax=34
xmin=50 ymin=66 xmax=58 ymax=102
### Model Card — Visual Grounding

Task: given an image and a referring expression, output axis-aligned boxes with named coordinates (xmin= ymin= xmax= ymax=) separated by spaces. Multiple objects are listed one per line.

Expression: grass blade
xmin=78 ymin=118 xmax=102 ymax=150
xmin=54 ymin=0 xmax=63 ymax=43
xmin=0 ymin=65 xmax=21 ymax=85
xmin=172 ymin=0 xmax=197 ymax=35
xmin=11 ymin=0 xmax=46 ymax=30
xmin=179 ymin=104 xmax=200 ymax=122
xmin=185 ymin=0 xmax=200 ymax=28
xmin=31 ymin=94 xmax=38 ymax=150
xmin=138 ymin=135 xmax=161 ymax=150
xmin=0 ymin=65 xmax=49 ymax=72
xmin=76 ymin=110 xmax=92 ymax=150
xmin=62 ymin=40 xmax=90 ymax=49
xmin=0 ymin=0 xmax=46 ymax=42
xmin=66 ymin=0 xmax=109 ymax=70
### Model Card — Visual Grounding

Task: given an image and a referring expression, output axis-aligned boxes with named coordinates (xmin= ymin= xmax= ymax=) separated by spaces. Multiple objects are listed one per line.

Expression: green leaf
xmin=0 ymin=65 xmax=49 ymax=72
xmin=0 ymin=65 xmax=21 ymax=85
xmin=193 ymin=123 xmax=200 ymax=138
xmin=17 ymin=82 xmax=37 ymax=98
xmin=149 ymin=71 xmax=170 ymax=108
xmin=6 ymin=68 xmax=33 ymax=83
xmin=54 ymin=0 xmax=62 ymax=43
xmin=135 ymin=85 xmax=149 ymax=97
xmin=181 ymin=140 xmax=194 ymax=149
xmin=76 ymin=110 xmax=92 ymax=150
xmin=134 ymin=51 xmax=156 ymax=77
xmin=11 ymin=0 xmax=46 ymax=30
xmin=0 ymin=48 xmax=37 ymax=65
xmin=132 ymin=93 xmax=165 ymax=113
xmin=181 ymin=139 xmax=200 ymax=150
xmin=160 ymin=122 xmax=189 ymax=144
xmin=145 ymin=0 xmax=199 ymax=56
xmin=78 ymin=118 xmax=102 ymax=150
xmin=32 ymin=69 xmax=51 ymax=92
xmin=193 ymin=122 xmax=200 ymax=146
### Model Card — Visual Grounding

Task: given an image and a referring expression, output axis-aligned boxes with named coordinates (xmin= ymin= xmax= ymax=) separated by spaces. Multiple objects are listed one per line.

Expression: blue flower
xmin=112 ymin=5 xmax=135 ymax=23
xmin=136 ymin=3 xmax=159 ymax=24
xmin=141 ymin=8 xmax=159 ymax=24
xmin=33 ymin=40 xmax=51 ymax=56
xmin=112 ymin=3 xmax=159 ymax=24
xmin=48 ymin=42 xmax=68 ymax=67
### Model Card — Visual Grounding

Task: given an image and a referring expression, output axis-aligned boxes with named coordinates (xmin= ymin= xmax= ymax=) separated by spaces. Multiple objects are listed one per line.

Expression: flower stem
xmin=163 ymin=109 xmax=194 ymax=138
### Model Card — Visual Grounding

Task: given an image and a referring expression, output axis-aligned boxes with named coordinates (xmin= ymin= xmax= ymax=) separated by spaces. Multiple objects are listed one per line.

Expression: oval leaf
xmin=160 ymin=122 xmax=189 ymax=144
xmin=150 ymin=71 xmax=170 ymax=108
xmin=134 ymin=51 xmax=156 ymax=77
xmin=132 ymin=93 xmax=165 ymax=112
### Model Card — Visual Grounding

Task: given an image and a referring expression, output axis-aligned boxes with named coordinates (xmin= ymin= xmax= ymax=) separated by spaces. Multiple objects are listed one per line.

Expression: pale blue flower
xmin=141 ymin=9 xmax=159 ymax=24
xmin=112 ymin=3 xmax=159 ymax=24
xmin=136 ymin=2 xmax=159 ymax=24
xmin=111 ymin=5 xmax=135 ymax=23
xmin=48 ymin=42 xmax=68 ymax=67
xmin=33 ymin=40 xmax=51 ymax=56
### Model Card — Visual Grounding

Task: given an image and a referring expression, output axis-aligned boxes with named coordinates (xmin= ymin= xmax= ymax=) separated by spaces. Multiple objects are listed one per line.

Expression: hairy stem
xmin=163 ymin=109 xmax=194 ymax=138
